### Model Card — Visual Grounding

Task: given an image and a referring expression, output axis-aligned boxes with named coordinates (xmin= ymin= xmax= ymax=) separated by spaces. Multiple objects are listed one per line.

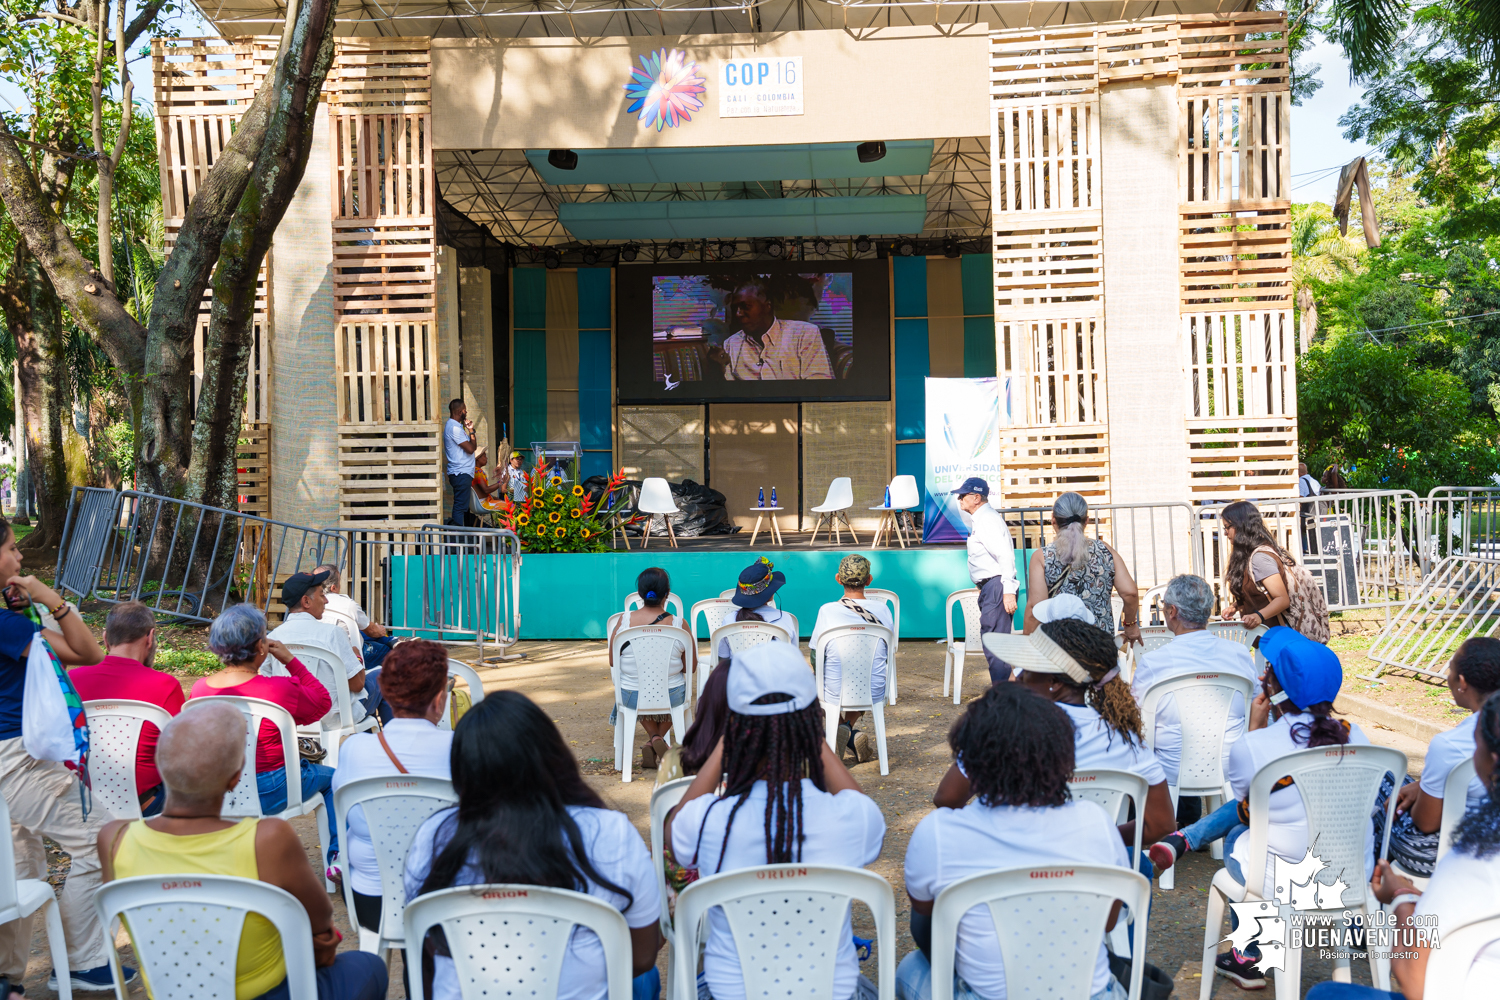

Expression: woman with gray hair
xmin=1024 ymin=492 xmax=1142 ymax=646
xmin=188 ymin=604 xmax=341 ymax=880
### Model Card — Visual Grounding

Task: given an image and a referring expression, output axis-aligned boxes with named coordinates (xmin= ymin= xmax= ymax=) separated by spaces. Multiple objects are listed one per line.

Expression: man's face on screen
xmin=731 ymin=285 xmax=775 ymax=339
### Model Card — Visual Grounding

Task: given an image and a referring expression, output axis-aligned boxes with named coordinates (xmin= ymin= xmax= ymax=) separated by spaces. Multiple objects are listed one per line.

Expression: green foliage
xmin=154 ymin=646 xmax=222 ymax=676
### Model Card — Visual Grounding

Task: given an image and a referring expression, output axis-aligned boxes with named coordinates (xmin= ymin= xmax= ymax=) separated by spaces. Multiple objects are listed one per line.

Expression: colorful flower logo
xmin=624 ymin=48 xmax=706 ymax=131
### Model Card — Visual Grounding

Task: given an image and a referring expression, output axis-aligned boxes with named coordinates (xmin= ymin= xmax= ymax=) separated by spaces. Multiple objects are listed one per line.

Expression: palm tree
xmin=1291 ymin=203 xmax=1367 ymax=349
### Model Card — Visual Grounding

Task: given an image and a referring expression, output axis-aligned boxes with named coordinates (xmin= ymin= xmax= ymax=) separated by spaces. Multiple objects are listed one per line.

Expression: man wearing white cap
xmin=950 ymin=476 xmax=1018 ymax=684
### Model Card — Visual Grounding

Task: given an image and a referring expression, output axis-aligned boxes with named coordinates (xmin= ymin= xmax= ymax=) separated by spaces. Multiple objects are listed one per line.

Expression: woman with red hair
xmin=331 ymin=639 xmax=458 ymax=934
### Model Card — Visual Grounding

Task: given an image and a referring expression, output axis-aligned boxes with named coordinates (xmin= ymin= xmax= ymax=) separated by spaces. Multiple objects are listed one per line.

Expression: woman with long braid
xmin=666 ymin=642 xmax=886 ymax=1000
xmin=1307 ymin=688 xmax=1500 ymax=1000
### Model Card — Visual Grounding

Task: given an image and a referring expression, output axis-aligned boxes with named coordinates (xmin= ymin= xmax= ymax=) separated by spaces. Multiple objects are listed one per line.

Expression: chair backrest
xmin=1239 ymin=744 xmax=1408 ymax=908
xmin=708 ymin=620 xmax=793 ymax=661
xmin=649 ymin=776 xmax=694 ymax=937
xmin=0 ymin=788 xmax=18 ymax=913
xmin=1424 ymin=911 xmax=1500 ymax=996
xmin=945 ymin=589 xmax=982 ymax=648
xmin=638 ymin=477 xmax=678 ymax=515
xmin=332 ymin=775 xmax=457 ymax=941
xmin=1138 ymin=671 xmax=1256 ymax=794
xmin=624 ymin=591 xmax=686 ymax=619
xmin=280 ymin=638 xmax=358 ymax=731
xmin=817 ymin=477 xmax=854 ymax=510
xmin=1206 ymin=621 xmax=1257 ymax=648
xmin=82 ymin=699 xmax=175 ymax=821
xmin=1141 ymin=584 xmax=1168 ymax=625
xmin=718 ymin=589 xmax=780 ymax=610
xmin=691 ymin=598 xmax=737 ymax=643
xmin=1437 ymin=757 xmax=1480 ymax=864
xmin=673 ymin=864 xmax=896 ymax=1000
xmin=446 ymin=658 xmax=486 ymax=708
xmin=319 ymin=603 xmax=364 ymax=661
xmin=888 ymin=475 xmax=920 ymax=509
xmin=863 ymin=588 xmax=901 ymax=660
xmin=1068 ymin=769 xmax=1150 ymax=865
xmin=403 ymin=884 xmax=634 ymax=1000
xmin=96 ymin=874 xmax=319 ymax=1000
xmin=610 ymin=625 xmax=691 ymax=713
xmin=182 ymin=696 xmax=301 ymax=816
xmin=813 ymin=624 xmax=895 ymax=709
xmin=927 ymin=865 xmax=1152 ymax=1000
xmin=1131 ymin=625 xmax=1175 ymax=654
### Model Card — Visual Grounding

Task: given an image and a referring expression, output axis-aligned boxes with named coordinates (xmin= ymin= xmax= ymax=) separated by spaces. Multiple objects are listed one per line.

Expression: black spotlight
xmin=544 ymin=250 xmax=561 ymax=269
xmin=547 ymin=149 xmax=579 ymax=171
xmin=582 ymin=248 xmax=601 ymax=265
xmin=855 ymin=235 xmax=872 ymax=253
xmin=620 ymin=245 xmax=639 ymax=262
xmin=667 ymin=242 xmax=684 ymax=259
xmin=856 ymin=141 xmax=887 ymax=164
xmin=897 ymin=240 xmax=916 ymax=257
xmin=814 ymin=239 xmax=830 ymax=255
xmin=943 ymin=239 xmax=960 ymax=258
xmin=767 ymin=241 xmax=785 ymax=258
xmin=718 ymin=241 xmax=736 ymax=259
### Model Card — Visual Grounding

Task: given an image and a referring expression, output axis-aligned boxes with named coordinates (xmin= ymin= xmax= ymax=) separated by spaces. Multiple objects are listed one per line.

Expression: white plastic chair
xmin=625 ymin=591 xmax=686 ymax=618
xmin=928 ymin=864 xmax=1152 ymax=1000
xmin=690 ymin=598 xmax=738 ymax=665
xmin=404 ymin=884 xmax=634 ymax=1000
xmin=332 ymin=774 xmax=458 ymax=957
xmin=439 ymin=658 xmax=486 ymax=732
xmin=279 ymin=637 xmax=377 ymax=766
xmin=672 ymin=864 xmax=896 ymax=1000
xmin=96 ymin=875 xmax=316 ymax=1000
xmin=82 ymin=698 xmax=174 ymax=821
xmin=808 ymin=476 xmax=858 ymax=545
xmin=1423 ymin=910 xmax=1500 ymax=996
xmin=1069 ymin=768 xmax=1150 ymax=955
xmin=1198 ymin=744 xmax=1407 ymax=1000
xmin=182 ymin=696 xmax=333 ymax=885
xmin=702 ymin=619 xmax=795 ymax=694
xmin=1388 ymin=756 xmax=1479 ymax=893
xmin=1207 ymin=620 xmax=1258 ymax=647
xmin=650 ymin=777 xmax=694 ymax=938
xmin=0 ymin=789 xmax=71 ymax=1000
xmin=869 ymin=475 xmax=921 ymax=549
xmin=942 ymin=588 xmax=983 ymax=705
xmin=1138 ymin=670 xmax=1255 ymax=890
xmin=610 ymin=624 xmax=692 ymax=783
xmin=814 ymin=623 xmax=894 ymax=775
xmin=864 ymin=588 xmax=901 ymax=703
xmin=638 ymin=477 xmax=679 ymax=548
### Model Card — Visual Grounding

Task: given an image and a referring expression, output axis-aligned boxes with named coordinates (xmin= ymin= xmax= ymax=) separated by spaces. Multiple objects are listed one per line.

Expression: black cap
xmin=949 ymin=476 xmax=991 ymax=499
xmin=281 ymin=570 xmax=330 ymax=609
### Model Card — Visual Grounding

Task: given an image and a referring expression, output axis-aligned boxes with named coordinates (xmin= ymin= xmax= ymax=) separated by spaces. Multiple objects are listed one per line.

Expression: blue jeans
xmin=1180 ymin=798 xmax=1248 ymax=881
xmin=361 ymin=662 xmax=391 ymax=725
xmin=896 ymin=949 xmax=1122 ymax=1000
xmin=257 ymin=758 xmax=338 ymax=858
xmin=250 ymin=951 xmax=388 ymax=1000
xmin=633 ymin=967 xmax=661 ymax=1000
xmin=1305 ymin=986 xmax=1403 ymax=1000
xmin=610 ymin=682 xmax=687 ymax=725
xmin=362 ymin=635 xmax=397 ymax=671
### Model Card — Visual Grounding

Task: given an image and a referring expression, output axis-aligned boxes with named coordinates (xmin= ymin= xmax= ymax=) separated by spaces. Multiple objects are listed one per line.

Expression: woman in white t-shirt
xmin=898 ymin=682 xmax=1130 ymax=1000
xmin=404 ymin=691 xmax=662 ymax=1000
xmin=1307 ymin=688 xmax=1500 ymax=1000
xmin=609 ymin=566 xmax=694 ymax=771
xmin=666 ymin=642 xmax=887 ymax=1000
xmin=809 ymin=554 xmax=894 ymax=763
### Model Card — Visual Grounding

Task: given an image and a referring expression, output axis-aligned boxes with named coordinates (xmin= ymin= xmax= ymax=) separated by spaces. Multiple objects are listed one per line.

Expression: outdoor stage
xmin=521 ymin=537 xmax=1031 ymax=639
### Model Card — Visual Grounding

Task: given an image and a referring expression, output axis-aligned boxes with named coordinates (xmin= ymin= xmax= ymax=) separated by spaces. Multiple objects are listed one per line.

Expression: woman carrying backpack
xmin=1220 ymin=500 xmax=1329 ymax=642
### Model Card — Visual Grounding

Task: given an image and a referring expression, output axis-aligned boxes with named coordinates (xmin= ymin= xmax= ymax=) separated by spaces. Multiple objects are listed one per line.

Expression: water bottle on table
xmin=884 ymin=484 xmax=891 ymax=508
xmin=771 ymin=486 xmax=777 ymax=506
xmin=758 ymin=486 xmax=765 ymax=508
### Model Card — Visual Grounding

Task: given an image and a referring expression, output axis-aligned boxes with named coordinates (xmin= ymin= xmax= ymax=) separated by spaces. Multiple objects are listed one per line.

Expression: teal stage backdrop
xmin=514 ymin=548 xmax=1032 ymax=640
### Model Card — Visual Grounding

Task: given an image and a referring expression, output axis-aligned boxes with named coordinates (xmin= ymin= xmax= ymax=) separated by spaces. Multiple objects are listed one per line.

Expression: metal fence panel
xmin=1366 ymin=555 xmax=1500 ymax=680
xmin=1427 ymin=487 xmax=1500 ymax=561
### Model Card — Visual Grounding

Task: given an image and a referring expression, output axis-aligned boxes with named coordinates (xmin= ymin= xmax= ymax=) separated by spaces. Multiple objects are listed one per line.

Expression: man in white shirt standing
xmin=951 ymin=477 xmax=1018 ymax=684
xmin=444 ymin=398 xmax=477 ymax=526
xmin=705 ymin=278 xmax=833 ymax=380
xmin=268 ymin=570 xmax=369 ymax=723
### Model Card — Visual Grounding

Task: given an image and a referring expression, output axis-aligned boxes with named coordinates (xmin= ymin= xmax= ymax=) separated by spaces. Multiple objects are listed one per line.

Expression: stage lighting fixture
xmin=547 ymin=149 xmax=579 ymax=171
xmin=718 ymin=241 xmax=736 ymax=259
xmin=544 ymin=250 xmax=561 ymax=269
xmin=855 ymin=235 xmax=872 ymax=253
xmin=897 ymin=240 xmax=916 ymax=257
xmin=943 ymin=239 xmax=960 ymax=258
xmin=667 ymin=242 xmax=684 ymax=259
xmin=582 ymin=248 xmax=601 ymax=265
xmin=814 ymin=239 xmax=830 ymax=255
xmin=620 ymin=245 xmax=639 ymax=262
xmin=856 ymin=141 xmax=887 ymax=164
xmin=767 ymin=241 xmax=785 ymax=258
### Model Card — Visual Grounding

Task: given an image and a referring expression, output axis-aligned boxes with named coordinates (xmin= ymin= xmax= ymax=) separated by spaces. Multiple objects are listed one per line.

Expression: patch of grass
xmin=155 ymin=647 xmax=222 ymax=676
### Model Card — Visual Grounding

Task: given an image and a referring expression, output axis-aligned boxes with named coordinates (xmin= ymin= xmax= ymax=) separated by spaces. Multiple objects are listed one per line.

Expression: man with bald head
xmin=98 ymin=703 xmax=387 ymax=1000
xmin=704 ymin=277 xmax=833 ymax=380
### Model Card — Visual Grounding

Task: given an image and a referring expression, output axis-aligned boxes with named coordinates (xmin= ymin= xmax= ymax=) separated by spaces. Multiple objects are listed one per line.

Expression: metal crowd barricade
xmin=1427 ymin=487 xmax=1500 ymax=562
xmin=1366 ymin=555 xmax=1500 ymax=681
xmin=1000 ymin=501 xmax=1203 ymax=597
xmin=345 ymin=524 xmax=522 ymax=662
xmin=54 ymin=486 xmax=345 ymax=623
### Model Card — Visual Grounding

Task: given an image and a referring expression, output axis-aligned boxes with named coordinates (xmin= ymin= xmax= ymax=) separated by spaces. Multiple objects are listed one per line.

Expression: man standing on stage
xmin=705 ymin=277 xmax=833 ymax=380
xmin=952 ymin=477 xmax=1019 ymax=684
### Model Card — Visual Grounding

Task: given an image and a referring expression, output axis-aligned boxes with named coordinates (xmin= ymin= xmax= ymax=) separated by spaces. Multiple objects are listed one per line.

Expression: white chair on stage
xmin=701 ymin=619 xmax=796 ymax=695
xmin=814 ymin=623 xmax=894 ymax=774
xmin=404 ymin=884 xmax=635 ymax=1000
xmin=439 ymin=658 xmax=487 ymax=732
xmin=275 ymin=637 xmax=377 ymax=767
xmin=808 ymin=477 xmax=858 ymax=545
xmin=82 ymin=698 xmax=174 ymax=821
xmin=649 ymin=776 xmax=694 ymax=1000
xmin=610 ymin=624 xmax=692 ymax=783
xmin=927 ymin=864 xmax=1153 ymax=1000
xmin=1198 ymin=744 xmax=1407 ymax=1000
xmin=864 ymin=587 xmax=902 ymax=703
xmin=1069 ymin=768 xmax=1150 ymax=955
xmin=868 ymin=475 xmax=920 ymax=549
xmin=0 ymin=789 xmax=71 ymax=1000
xmin=1138 ymin=670 xmax=1255 ymax=890
xmin=942 ymin=588 xmax=984 ymax=705
xmin=95 ymin=875 xmax=316 ymax=1000
xmin=638 ymin=477 xmax=680 ymax=549
xmin=182 ymin=696 xmax=334 ymax=889
xmin=625 ymin=591 xmax=686 ymax=618
xmin=333 ymin=774 xmax=458 ymax=958
xmin=672 ymin=864 xmax=897 ymax=1000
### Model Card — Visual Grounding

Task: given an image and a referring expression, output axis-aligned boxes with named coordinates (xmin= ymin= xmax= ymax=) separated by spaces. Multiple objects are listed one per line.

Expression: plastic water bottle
xmin=771 ymin=486 xmax=777 ymax=506
xmin=884 ymin=484 xmax=892 ymax=508
xmin=758 ymin=486 xmax=765 ymax=508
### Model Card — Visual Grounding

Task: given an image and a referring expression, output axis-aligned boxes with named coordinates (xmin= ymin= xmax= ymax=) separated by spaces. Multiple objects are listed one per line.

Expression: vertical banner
xmin=923 ymin=376 xmax=1010 ymax=543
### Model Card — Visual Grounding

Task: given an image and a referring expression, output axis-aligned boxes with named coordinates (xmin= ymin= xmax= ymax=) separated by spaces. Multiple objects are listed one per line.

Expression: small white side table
xmin=748 ymin=506 xmax=784 ymax=546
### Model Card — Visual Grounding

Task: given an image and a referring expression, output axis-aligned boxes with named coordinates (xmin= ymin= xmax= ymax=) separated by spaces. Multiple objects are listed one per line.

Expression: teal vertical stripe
xmin=960 ymin=253 xmax=991 ymax=317
xmin=513 ymin=268 xmax=547 ymax=329
xmin=963 ymin=316 xmax=997 ymax=377
xmin=892 ymin=256 xmax=927 ymax=318
xmin=577 ymin=268 xmax=612 ymax=330
xmin=577 ymin=268 xmax=612 ymax=480
xmin=893 ymin=317 xmax=929 ymax=443
xmin=513 ymin=267 xmax=548 ymax=453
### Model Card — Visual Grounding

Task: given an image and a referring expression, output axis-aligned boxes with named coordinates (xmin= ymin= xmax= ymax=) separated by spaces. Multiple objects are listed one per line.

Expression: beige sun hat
xmin=981 ymin=629 xmax=1093 ymax=685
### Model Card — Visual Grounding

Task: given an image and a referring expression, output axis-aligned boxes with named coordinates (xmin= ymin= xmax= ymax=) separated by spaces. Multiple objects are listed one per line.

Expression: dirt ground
xmin=14 ymin=632 xmax=1441 ymax=999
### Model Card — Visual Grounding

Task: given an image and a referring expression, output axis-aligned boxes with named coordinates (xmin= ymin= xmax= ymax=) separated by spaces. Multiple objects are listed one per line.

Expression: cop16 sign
xmin=718 ymin=57 xmax=803 ymax=118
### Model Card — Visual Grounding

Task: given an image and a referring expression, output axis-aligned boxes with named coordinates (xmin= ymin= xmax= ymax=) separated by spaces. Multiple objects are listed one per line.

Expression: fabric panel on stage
xmin=708 ymin=404 xmax=799 ymax=530
xmin=620 ymin=405 xmax=705 ymax=483
xmin=512 ymin=268 xmax=548 ymax=452
xmin=801 ymin=401 xmax=892 ymax=532
xmin=545 ymin=270 xmax=580 ymax=443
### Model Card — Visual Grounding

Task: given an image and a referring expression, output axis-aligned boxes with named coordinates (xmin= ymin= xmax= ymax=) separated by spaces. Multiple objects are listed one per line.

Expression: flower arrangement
xmin=493 ymin=469 xmax=630 ymax=553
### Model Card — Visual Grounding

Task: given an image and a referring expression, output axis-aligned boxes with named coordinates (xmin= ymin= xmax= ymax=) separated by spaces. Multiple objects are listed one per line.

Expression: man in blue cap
xmin=952 ymin=476 xmax=1018 ymax=683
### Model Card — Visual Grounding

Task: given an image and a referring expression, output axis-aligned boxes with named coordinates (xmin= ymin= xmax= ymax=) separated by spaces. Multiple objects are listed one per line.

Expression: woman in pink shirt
xmin=190 ymin=603 xmax=339 ymax=875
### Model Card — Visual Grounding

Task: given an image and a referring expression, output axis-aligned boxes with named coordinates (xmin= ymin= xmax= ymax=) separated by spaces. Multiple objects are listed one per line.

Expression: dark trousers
xmin=447 ymin=472 xmax=472 ymax=526
xmin=978 ymin=575 xmax=1015 ymax=685
xmin=250 ymin=951 xmax=387 ymax=1000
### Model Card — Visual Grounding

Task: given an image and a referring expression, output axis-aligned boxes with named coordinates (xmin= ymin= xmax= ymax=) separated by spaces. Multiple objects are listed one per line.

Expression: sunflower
xmin=554 ymin=527 xmax=566 ymax=538
xmin=572 ymin=484 xmax=585 ymax=496
xmin=581 ymin=528 xmax=591 ymax=539
xmin=516 ymin=513 xmax=530 ymax=526
xmin=550 ymin=476 xmax=563 ymax=487
xmin=552 ymin=494 xmax=565 ymax=505
xmin=570 ymin=508 xmax=582 ymax=519
xmin=531 ymin=486 xmax=544 ymax=498
xmin=548 ymin=511 xmax=562 ymax=523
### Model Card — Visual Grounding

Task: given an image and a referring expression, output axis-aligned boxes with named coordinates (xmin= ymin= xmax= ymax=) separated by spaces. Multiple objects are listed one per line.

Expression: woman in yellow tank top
xmin=98 ymin=702 xmax=387 ymax=1000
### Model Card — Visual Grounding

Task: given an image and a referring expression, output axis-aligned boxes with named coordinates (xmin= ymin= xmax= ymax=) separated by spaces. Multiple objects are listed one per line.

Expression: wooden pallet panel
xmin=337 ymin=424 xmax=445 ymax=525
xmin=1186 ymin=420 xmax=1298 ymax=498
xmin=1000 ymin=316 xmax=1106 ymax=427
xmin=236 ymin=422 xmax=271 ymax=516
xmin=1183 ymin=310 xmax=1296 ymax=421
xmin=993 ymin=102 xmax=1100 ymax=215
xmin=994 ymin=214 xmax=1105 ymax=312
xmin=998 ymin=425 xmax=1110 ymax=506
xmin=1179 ymin=203 xmax=1291 ymax=310
xmin=990 ymin=25 xmax=1100 ymax=103
xmin=1181 ymin=91 xmax=1289 ymax=205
